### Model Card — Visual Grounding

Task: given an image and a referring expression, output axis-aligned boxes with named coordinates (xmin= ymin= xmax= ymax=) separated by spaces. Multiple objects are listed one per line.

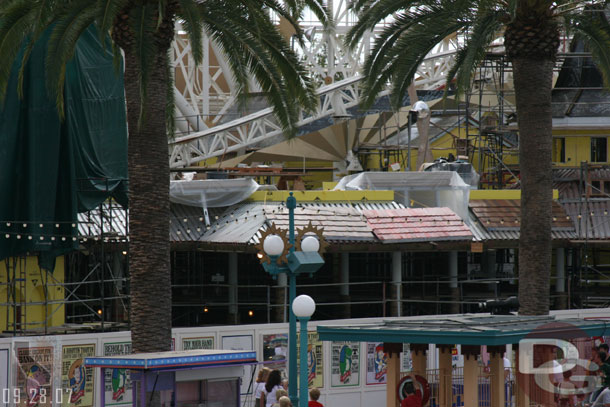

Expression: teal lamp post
xmin=293 ymin=294 xmax=316 ymax=407
xmin=255 ymin=192 xmax=326 ymax=406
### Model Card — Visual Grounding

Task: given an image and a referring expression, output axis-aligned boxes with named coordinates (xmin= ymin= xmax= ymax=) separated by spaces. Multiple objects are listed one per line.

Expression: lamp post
xmin=293 ymin=295 xmax=316 ymax=407
xmin=255 ymin=192 xmax=327 ymax=406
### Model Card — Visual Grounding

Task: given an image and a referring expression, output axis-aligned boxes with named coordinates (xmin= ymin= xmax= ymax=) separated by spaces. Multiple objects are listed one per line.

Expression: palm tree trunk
xmin=512 ymin=57 xmax=554 ymax=315
xmin=123 ymin=48 xmax=172 ymax=353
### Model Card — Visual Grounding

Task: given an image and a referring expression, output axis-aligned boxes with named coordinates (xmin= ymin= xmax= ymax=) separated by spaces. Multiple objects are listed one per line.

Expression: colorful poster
xmin=331 ymin=342 xmax=360 ymax=387
xmin=262 ymin=334 xmax=288 ymax=380
xmin=61 ymin=344 xmax=95 ymax=407
xmin=15 ymin=346 xmax=53 ymax=407
xmin=297 ymin=332 xmax=323 ymax=389
xmin=366 ymin=342 xmax=387 ymax=385
xmin=182 ymin=337 xmax=214 ymax=351
xmin=103 ymin=342 xmax=133 ymax=406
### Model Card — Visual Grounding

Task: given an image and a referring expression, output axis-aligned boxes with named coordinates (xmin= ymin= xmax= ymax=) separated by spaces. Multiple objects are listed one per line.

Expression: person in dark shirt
xmin=600 ymin=344 xmax=610 ymax=365
xmin=308 ymin=388 xmax=323 ymax=407
xmin=401 ymin=380 xmax=422 ymax=407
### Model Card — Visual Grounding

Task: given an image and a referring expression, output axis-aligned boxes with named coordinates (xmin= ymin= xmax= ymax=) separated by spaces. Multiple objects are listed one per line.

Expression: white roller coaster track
xmin=169 ymin=1 xmax=465 ymax=168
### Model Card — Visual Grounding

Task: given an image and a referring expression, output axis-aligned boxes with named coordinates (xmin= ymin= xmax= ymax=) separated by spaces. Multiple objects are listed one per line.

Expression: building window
xmin=591 ymin=137 xmax=607 ymax=163
xmin=553 ymin=138 xmax=565 ymax=163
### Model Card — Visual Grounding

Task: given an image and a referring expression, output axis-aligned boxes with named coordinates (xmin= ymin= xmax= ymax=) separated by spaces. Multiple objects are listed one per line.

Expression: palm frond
xmin=568 ymin=11 xmax=610 ymax=89
xmin=95 ymin=0 xmax=128 ymax=42
xmin=449 ymin=11 xmax=503 ymax=97
xmin=199 ymin=0 xmax=317 ymax=137
xmin=45 ymin=0 xmax=97 ymax=116
xmin=176 ymin=0 xmax=204 ymax=64
xmin=0 ymin=0 xmax=39 ymax=101
xmin=345 ymin=0 xmax=423 ymax=50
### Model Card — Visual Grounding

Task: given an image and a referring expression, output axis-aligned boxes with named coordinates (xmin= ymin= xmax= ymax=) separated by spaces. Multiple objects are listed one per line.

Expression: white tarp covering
xmin=170 ymin=178 xmax=259 ymax=208
xmin=333 ymin=171 xmax=470 ymax=220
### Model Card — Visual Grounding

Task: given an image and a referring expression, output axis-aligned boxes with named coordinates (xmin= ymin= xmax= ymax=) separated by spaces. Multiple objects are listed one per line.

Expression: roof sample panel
xmin=362 ymin=207 xmax=472 ymax=243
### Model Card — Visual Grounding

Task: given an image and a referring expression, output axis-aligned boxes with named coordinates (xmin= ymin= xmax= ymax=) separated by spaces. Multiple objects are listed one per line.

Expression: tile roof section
xmin=468 ymin=199 xmax=577 ymax=241
xmin=470 ymin=199 xmax=574 ymax=230
xmin=362 ymin=207 xmax=472 ymax=243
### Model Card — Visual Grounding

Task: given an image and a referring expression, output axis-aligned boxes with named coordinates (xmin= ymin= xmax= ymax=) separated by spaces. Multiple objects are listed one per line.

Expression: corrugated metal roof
xmin=561 ymin=201 xmax=610 ymax=240
xmin=468 ymin=215 xmax=577 ymax=241
xmin=77 ymin=202 xmax=128 ymax=239
xmin=362 ymin=207 xmax=472 ymax=243
xmin=552 ymin=168 xmax=610 ymax=239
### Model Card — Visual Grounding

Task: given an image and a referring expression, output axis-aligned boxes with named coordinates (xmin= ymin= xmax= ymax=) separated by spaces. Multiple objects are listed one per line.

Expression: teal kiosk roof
xmin=85 ymin=349 xmax=257 ymax=371
xmin=317 ymin=314 xmax=610 ymax=346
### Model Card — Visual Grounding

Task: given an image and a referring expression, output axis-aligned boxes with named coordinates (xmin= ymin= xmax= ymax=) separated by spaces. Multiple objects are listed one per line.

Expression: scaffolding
xmin=0 ymin=192 xmax=130 ymax=336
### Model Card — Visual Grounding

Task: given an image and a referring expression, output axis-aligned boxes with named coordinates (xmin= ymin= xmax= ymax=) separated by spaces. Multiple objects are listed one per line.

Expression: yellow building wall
xmin=0 ymin=255 xmax=65 ymax=331
xmin=361 ymin=127 xmax=520 ymax=175
xmin=552 ymin=132 xmax=610 ymax=167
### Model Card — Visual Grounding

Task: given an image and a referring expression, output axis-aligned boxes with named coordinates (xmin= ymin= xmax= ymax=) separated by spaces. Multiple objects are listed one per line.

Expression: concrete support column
xmin=449 ymin=251 xmax=459 ymax=314
xmin=228 ymin=253 xmax=238 ymax=324
xmin=274 ymin=273 xmax=287 ymax=322
xmin=556 ymin=248 xmax=567 ymax=309
xmin=489 ymin=347 xmax=505 ymax=407
xmin=462 ymin=346 xmax=480 ymax=407
xmin=391 ymin=252 xmax=402 ymax=317
xmin=384 ymin=343 xmax=402 ymax=407
xmin=340 ymin=252 xmax=351 ymax=318
xmin=438 ymin=346 xmax=452 ymax=407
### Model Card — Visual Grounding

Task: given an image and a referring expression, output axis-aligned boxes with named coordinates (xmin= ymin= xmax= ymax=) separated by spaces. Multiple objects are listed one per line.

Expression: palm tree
xmin=0 ymin=0 xmax=329 ymax=352
xmin=346 ymin=0 xmax=610 ymax=315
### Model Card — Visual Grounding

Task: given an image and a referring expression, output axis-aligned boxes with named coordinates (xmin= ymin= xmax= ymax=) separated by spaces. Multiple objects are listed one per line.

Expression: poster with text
xmin=61 ymin=344 xmax=95 ymax=407
xmin=262 ymin=333 xmax=287 ymax=380
xmin=366 ymin=342 xmax=387 ymax=385
xmin=103 ymin=342 xmax=133 ymax=406
xmin=222 ymin=335 xmax=254 ymax=396
xmin=331 ymin=342 xmax=359 ymax=387
xmin=15 ymin=346 xmax=53 ymax=407
xmin=182 ymin=336 xmax=214 ymax=351
xmin=296 ymin=332 xmax=323 ymax=389
xmin=400 ymin=343 xmax=412 ymax=372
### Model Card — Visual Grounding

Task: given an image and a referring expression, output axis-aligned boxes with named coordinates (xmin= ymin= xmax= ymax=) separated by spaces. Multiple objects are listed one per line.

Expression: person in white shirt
xmin=254 ymin=368 xmax=271 ymax=407
xmin=590 ymin=364 xmax=610 ymax=407
xmin=261 ymin=370 xmax=283 ymax=407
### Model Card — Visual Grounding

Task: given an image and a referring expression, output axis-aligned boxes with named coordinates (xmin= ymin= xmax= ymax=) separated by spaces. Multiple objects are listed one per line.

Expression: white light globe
xmin=412 ymin=101 xmax=430 ymax=119
xmin=263 ymin=234 xmax=284 ymax=256
xmin=292 ymin=294 xmax=316 ymax=318
xmin=301 ymin=236 xmax=320 ymax=253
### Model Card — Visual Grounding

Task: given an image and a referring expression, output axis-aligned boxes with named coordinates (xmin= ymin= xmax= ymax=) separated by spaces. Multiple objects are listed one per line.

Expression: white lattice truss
xmin=169 ymin=1 xmax=474 ymax=169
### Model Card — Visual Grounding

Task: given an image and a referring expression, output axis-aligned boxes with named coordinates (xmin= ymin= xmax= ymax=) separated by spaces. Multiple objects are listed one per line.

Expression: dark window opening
xmin=591 ymin=137 xmax=607 ymax=163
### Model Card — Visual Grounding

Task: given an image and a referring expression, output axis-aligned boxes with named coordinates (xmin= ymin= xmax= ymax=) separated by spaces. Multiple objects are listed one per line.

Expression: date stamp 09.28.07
xmin=2 ymin=387 xmax=74 ymax=405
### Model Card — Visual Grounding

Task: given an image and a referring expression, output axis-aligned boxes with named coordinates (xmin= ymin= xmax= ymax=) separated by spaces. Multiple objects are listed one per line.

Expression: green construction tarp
xmin=0 ymin=27 xmax=128 ymax=270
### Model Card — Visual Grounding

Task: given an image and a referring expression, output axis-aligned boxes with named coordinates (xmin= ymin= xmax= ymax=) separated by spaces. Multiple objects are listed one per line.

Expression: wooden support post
xmin=438 ymin=346 xmax=452 ymax=407
xmin=489 ymin=347 xmax=505 ymax=407
xmin=411 ymin=344 xmax=427 ymax=376
xmin=385 ymin=343 xmax=402 ymax=407
xmin=462 ymin=346 xmax=480 ymax=407
xmin=515 ymin=347 xmax=530 ymax=407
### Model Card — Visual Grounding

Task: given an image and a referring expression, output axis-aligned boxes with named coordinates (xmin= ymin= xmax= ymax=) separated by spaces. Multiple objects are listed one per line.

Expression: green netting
xmin=0 ymin=27 xmax=128 ymax=270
